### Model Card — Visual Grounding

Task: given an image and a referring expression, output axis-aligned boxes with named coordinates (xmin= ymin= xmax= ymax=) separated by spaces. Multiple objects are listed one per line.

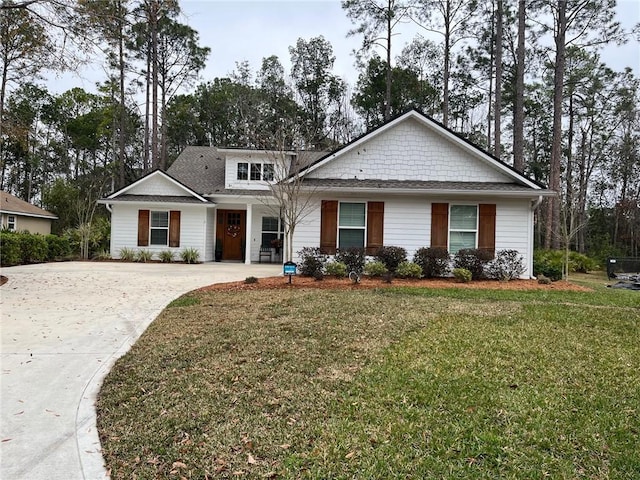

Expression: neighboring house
xmin=100 ymin=110 xmax=554 ymax=277
xmin=0 ymin=191 xmax=58 ymax=235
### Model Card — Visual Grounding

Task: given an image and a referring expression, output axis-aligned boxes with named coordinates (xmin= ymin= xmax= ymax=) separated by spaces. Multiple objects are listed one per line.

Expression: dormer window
xmin=236 ymin=161 xmax=275 ymax=182
xmin=250 ymin=163 xmax=262 ymax=180
xmin=237 ymin=162 xmax=248 ymax=180
xmin=263 ymin=164 xmax=274 ymax=181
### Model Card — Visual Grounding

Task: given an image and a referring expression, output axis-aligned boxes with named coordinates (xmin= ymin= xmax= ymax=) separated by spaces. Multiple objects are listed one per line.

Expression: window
xmin=7 ymin=215 xmax=16 ymax=231
xmin=338 ymin=202 xmax=366 ymax=249
xmin=263 ymin=163 xmax=274 ymax=181
xmin=261 ymin=216 xmax=283 ymax=247
xmin=250 ymin=163 xmax=262 ymax=180
xmin=150 ymin=211 xmax=169 ymax=245
xmin=237 ymin=162 xmax=248 ymax=180
xmin=449 ymin=205 xmax=477 ymax=253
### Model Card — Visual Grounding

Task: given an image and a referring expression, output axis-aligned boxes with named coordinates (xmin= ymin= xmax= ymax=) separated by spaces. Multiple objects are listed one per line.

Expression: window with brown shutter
xmin=320 ymin=200 xmax=338 ymax=254
xmin=478 ymin=204 xmax=496 ymax=256
xmin=138 ymin=210 xmax=150 ymax=246
xmin=366 ymin=202 xmax=384 ymax=255
xmin=169 ymin=211 xmax=181 ymax=247
xmin=431 ymin=203 xmax=449 ymax=249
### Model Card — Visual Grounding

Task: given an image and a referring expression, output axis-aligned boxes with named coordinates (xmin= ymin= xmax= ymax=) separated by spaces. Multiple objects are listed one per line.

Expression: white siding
xmin=291 ymin=194 xmax=534 ymax=278
xmin=308 ymin=118 xmax=509 ymax=183
xmin=109 ymin=203 xmax=209 ymax=261
xmin=225 ymin=152 xmax=288 ymax=191
xmin=204 ymin=208 xmax=216 ymax=261
xmin=127 ymin=174 xmax=192 ymax=196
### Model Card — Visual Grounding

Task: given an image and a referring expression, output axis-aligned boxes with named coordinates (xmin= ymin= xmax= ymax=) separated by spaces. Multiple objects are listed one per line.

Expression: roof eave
xmin=0 ymin=210 xmax=58 ymax=219
xmin=97 ymin=198 xmax=217 ymax=207
xmin=296 ymin=186 xmax=556 ymax=198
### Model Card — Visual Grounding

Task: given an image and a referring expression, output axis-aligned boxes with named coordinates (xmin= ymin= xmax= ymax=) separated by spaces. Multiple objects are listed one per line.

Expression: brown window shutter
xmin=366 ymin=201 xmax=384 ymax=255
xmin=137 ymin=210 xmax=150 ymax=246
xmin=478 ymin=204 xmax=496 ymax=256
xmin=169 ymin=210 xmax=181 ymax=247
xmin=431 ymin=203 xmax=449 ymax=249
xmin=320 ymin=200 xmax=338 ymax=254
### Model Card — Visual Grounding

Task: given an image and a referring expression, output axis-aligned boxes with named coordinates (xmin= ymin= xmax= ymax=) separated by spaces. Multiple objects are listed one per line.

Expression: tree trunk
xmin=143 ymin=50 xmax=151 ymax=172
xmin=118 ymin=1 xmax=126 ymax=188
xmin=384 ymin=0 xmax=392 ymax=122
xmin=493 ymin=0 xmax=503 ymax=159
xmin=486 ymin=2 xmax=494 ymax=148
xmin=442 ymin=0 xmax=451 ymax=127
xmin=513 ymin=0 xmax=525 ymax=172
xmin=150 ymin=0 xmax=159 ymax=169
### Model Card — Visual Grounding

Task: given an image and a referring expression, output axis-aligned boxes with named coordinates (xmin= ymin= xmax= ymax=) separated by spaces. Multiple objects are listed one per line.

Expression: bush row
xmin=533 ymin=249 xmax=599 ymax=281
xmin=297 ymin=246 xmax=526 ymax=281
xmin=1 ymin=231 xmax=72 ymax=266
xmin=118 ymin=247 xmax=201 ymax=264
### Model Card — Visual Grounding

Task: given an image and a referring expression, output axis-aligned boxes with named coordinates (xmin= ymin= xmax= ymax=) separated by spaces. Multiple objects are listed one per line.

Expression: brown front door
xmin=217 ymin=210 xmax=246 ymax=261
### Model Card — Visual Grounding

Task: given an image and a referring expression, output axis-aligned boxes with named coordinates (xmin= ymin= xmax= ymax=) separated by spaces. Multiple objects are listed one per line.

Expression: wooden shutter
xmin=366 ymin=201 xmax=384 ymax=255
xmin=320 ymin=200 xmax=338 ymax=254
xmin=169 ymin=210 xmax=181 ymax=247
xmin=137 ymin=210 xmax=149 ymax=246
xmin=478 ymin=204 xmax=496 ymax=256
xmin=431 ymin=203 xmax=449 ymax=249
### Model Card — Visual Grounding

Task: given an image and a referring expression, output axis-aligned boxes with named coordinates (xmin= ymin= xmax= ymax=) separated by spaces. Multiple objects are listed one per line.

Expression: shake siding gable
xmin=127 ymin=174 xmax=192 ymax=196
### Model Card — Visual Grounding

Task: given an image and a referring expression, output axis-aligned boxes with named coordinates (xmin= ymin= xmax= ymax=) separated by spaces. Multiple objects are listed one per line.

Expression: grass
xmin=97 ymin=282 xmax=640 ymax=479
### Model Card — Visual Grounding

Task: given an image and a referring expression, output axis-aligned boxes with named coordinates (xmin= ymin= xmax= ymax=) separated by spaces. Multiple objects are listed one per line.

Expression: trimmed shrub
xmin=158 ymin=250 xmax=175 ymax=263
xmin=135 ymin=250 xmax=154 ymax=263
xmin=375 ymin=246 xmax=407 ymax=273
xmin=19 ymin=233 xmax=48 ymax=264
xmin=0 ymin=232 xmax=21 ymax=266
xmin=453 ymin=248 xmax=493 ymax=280
xmin=395 ymin=261 xmax=423 ymax=278
xmin=486 ymin=249 xmax=526 ymax=281
xmin=334 ymin=247 xmax=365 ymax=274
xmin=181 ymin=248 xmax=200 ymax=264
xmin=325 ymin=261 xmax=347 ymax=278
xmin=413 ymin=247 xmax=450 ymax=278
xmin=533 ymin=250 xmax=564 ymax=281
xmin=364 ymin=261 xmax=388 ymax=277
xmin=45 ymin=234 xmax=71 ymax=260
xmin=119 ymin=247 xmax=135 ymax=262
xmin=453 ymin=267 xmax=472 ymax=283
xmin=569 ymin=251 xmax=598 ymax=273
xmin=297 ymin=247 xmax=327 ymax=277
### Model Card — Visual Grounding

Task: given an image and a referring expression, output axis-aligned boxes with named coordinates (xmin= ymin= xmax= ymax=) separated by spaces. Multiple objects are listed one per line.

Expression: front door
xmin=217 ymin=210 xmax=246 ymax=261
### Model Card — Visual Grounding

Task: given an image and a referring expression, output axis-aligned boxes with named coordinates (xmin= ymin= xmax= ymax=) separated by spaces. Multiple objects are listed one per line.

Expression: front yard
xmin=97 ymin=276 xmax=640 ymax=479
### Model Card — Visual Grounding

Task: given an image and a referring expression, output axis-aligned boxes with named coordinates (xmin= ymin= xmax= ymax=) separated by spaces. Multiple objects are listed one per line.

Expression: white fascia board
xmin=296 ymin=186 xmax=555 ymax=198
xmin=106 ymin=170 xmax=209 ymax=203
xmin=0 ymin=210 xmax=57 ymax=219
xmin=97 ymin=198 xmax=217 ymax=208
xmin=217 ymin=148 xmax=297 ymax=156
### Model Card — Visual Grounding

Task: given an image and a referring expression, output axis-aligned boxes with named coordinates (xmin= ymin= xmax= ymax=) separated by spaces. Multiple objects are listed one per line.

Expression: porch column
xmin=245 ymin=203 xmax=253 ymax=265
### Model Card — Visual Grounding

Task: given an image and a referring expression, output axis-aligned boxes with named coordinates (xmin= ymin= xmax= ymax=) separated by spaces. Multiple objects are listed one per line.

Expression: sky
xmin=45 ymin=0 xmax=640 ymax=97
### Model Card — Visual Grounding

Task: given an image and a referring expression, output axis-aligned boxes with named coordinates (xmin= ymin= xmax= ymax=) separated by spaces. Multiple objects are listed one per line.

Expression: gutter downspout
xmin=104 ymin=203 xmax=112 ymax=213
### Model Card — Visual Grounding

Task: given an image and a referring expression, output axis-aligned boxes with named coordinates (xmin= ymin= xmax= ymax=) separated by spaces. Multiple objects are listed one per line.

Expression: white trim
xmin=97 ymin=199 xmax=216 ymax=208
xmin=7 ymin=214 xmax=16 ymax=231
xmin=0 ymin=210 xmax=57 ymax=219
xmin=106 ymin=170 xmax=209 ymax=203
xmin=296 ymin=186 xmax=554 ymax=198
xmin=448 ymin=203 xmax=479 ymax=253
xmin=149 ymin=210 xmax=170 ymax=247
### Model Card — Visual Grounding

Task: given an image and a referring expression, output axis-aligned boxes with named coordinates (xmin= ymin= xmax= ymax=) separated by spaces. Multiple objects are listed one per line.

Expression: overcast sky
xmin=46 ymin=0 xmax=640 ymax=96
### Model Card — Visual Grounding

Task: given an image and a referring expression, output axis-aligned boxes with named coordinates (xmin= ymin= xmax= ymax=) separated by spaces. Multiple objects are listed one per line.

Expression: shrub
xmin=119 ymin=247 xmax=135 ymax=262
xmin=413 ymin=247 xmax=450 ymax=278
xmin=375 ymin=246 xmax=407 ymax=273
xmin=486 ymin=249 xmax=525 ymax=281
xmin=395 ymin=261 xmax=423 ymax=278
xmin=19 ymin=233 xmax=48 ymax=264
xmin=93 ymin=249 xmax=112 ymax=261
xmin=158 ymin=250 xmax=175 ymax=263
xmin=244 ymin=276 xmax=258 ymax=284
xmin=297 ymin=247 xmax=327 ymax=277
xmin=135 ymin=250 xmax=154 ymax=262
xmin=0 ymin=232 xmax=21 ymax=266
xmin=364 ymin=261 xmax=388 ymax=277
xmin=325 ymin=261 xmax=347 ymax=278
xmin=453 ymin=248 xmax=493 ymax=280
xmin=181 ymin=248 xmax=200 ymax=264
xmin=533 ymin=250 xmax=564 ymax=281
xmin=45 ymin=234 xmax=71 ymax=260
xmin=453 ymin=267 xmax=472 ymax=283
xmin=335 ymin=247 xmax=366 ymax=274
xmin=569 ymin=251 xmax=598 ymax=273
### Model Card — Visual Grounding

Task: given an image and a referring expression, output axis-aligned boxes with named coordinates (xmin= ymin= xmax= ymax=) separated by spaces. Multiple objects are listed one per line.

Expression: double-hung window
xmin=338 ymin=202 xmax=366 ymax=249
xmin=7 ymin=215 xmax=16 ymax=231
xmin=237 ymin=162 xmax=248 ymax=180
xmin=150 ymin=211 xmax=169 ymax=245
xmin=449 ymin=205 xmax=477 ymax=253
xmin=250 ymin=163 xmax=262 ymax=180
xmin=263 ymin=163 xmax=274 ymax=181
xmin=261 ymin=216 xmax=283 ymax=247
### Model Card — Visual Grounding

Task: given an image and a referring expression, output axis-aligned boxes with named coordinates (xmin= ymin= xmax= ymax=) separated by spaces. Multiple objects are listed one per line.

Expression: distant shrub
xmin=119 ymin=247 xmax=135 ymax=262
xmin=486 ymin=250 xmax=525 ymax=281
xmin=135 ymin=250 xmax=154 ymax=263
xmin=0 ymin=232 xmax=21 ymax=266
xmin=325 ymin=261 xmax=347 ymax=278
xmin=93 ymin=249 xmax=112 ymax=261
xmin=375 ymin=246 xmax=407 ymax=273
xmin=297 ymin=247 xmax=327 ymax=277
xmin=533 ymin=250 xmax=564 ymax=281
xmin=453 ymin=248 xmax=493 ymax=280
xmin=364 ymin=261 xmax=388 ymax=277
xmin=244 ymin=276 xmax=258 ymax=284
xmin=45 ymin=234 xmax=71 ymax=260
xmin=181 ymin=248 xmax=200 ymax=264
xmin=413 ymin=247 xmax=450 ymax=278
xmin=453 ymin=267 xmax=472 ymax=283
xmin=158 ymin=250 xmax=175 ymax=263
xmin=569 ymin=251 xmax=598 ymax=273
xmin=335 ymin=247 xmax=365 ymax=273
xmin=19 ymin=233 xmax=48 ymax=264
xmin=395 ymin=261 xmax=423 ymax=278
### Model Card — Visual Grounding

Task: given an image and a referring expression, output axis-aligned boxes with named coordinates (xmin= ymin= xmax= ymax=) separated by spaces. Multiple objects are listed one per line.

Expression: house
xmin=0 ymin=190 xmax=58 ymax=235
xmin=99 ymin=110 xmax=554 ymax=277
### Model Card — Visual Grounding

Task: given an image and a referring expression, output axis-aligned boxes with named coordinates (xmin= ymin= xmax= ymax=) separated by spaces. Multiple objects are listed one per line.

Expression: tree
xmin=512 ymin=0 xmax=526 ymax=172
xmin=342 ymin=0 xmax=414 ymax=122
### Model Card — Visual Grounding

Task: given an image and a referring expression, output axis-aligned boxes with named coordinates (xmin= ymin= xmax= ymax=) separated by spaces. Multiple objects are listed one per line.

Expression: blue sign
xmin=283 ymin=262 xmax=297 ymax=275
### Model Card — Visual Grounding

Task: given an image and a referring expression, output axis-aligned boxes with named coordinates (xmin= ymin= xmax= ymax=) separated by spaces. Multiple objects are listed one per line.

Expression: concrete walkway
xmin=0 ymin=262 xmax=280 ymax=480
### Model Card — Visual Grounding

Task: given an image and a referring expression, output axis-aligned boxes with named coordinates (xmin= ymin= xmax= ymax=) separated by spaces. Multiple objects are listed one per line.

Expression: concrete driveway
xmin=0 ymin=261 xmax=280 ymax=480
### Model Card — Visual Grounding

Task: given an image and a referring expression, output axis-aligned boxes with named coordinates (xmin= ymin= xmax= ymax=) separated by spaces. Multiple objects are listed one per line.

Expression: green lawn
xmin=97 ymin=280 xmax=640 ymax=479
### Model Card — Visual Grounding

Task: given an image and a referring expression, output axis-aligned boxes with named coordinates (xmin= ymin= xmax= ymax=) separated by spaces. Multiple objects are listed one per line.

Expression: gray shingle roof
xmin=167 ymin=146 xmax=225 ymax=195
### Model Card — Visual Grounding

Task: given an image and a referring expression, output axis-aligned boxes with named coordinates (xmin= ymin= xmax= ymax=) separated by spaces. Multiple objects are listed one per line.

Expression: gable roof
xmin=0 ymin=191 xmax=57 ymax=219
xmin=293 ymin=109 xmax=549 ymax=192
xmin=104 ymin=169 xmax=211 ymax=203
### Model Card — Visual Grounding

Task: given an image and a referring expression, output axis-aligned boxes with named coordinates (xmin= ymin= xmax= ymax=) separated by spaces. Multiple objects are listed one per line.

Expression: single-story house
xmin=0 ymin=190 xmax=58 ymax=235
xmin=99 ymin=110 xmax=554 ymax=277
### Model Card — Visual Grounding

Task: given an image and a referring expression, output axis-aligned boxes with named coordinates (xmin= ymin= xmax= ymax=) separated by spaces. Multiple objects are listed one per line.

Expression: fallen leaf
xmin=172 ymin=461 xmax=187 ymax=469
xmin=279 ymin=444 xmax=291 ymax=450
xmin=345 ymin=451 xmax=355 ymax=459
xmin=247 ymin=453 xmax=257 ymax=464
